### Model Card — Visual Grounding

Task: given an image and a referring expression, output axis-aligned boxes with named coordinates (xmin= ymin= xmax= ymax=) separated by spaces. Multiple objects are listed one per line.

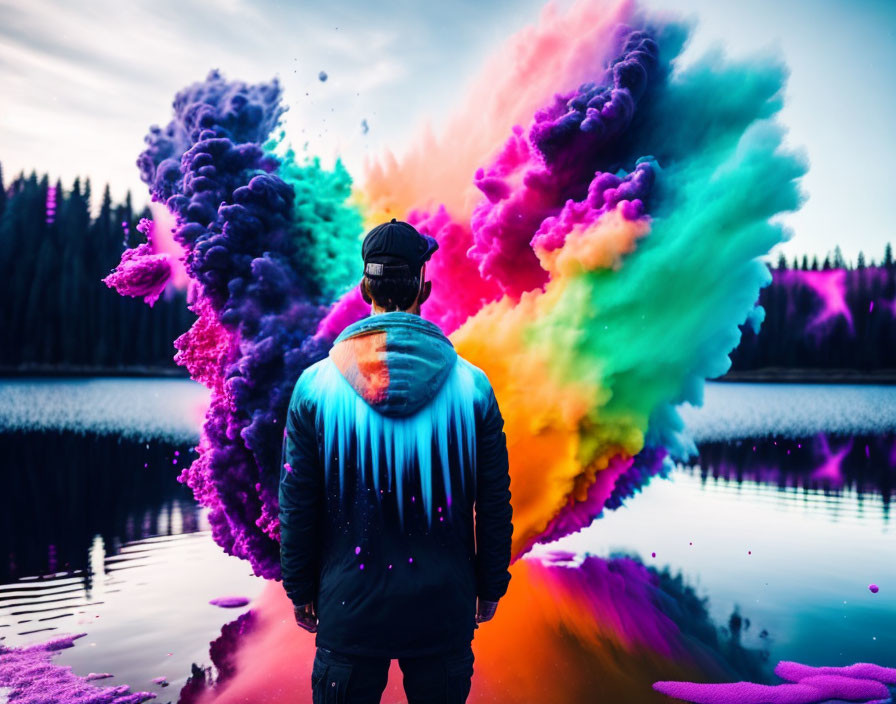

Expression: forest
xmin=0 ymin=168 xmax=192 ymax=373
xmin=1 ymin=168 xmax=894 ymax=376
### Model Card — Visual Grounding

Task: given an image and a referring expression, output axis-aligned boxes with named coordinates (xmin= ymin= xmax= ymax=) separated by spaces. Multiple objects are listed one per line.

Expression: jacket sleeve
xmin=474 ymin=386 xmax=513 ymax=602
xmin=279 ymin=380 xmax=323 ymax=607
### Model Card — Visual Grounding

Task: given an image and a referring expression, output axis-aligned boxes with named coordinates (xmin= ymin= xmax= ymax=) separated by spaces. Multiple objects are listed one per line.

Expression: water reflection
xmin=688 ymin=432 xmax=893 ymax=517
xmin=0 ymin=430 xmax=199 ymax=582
xmin=1 ymin=416 xmax=894 ymax=699
xmin=0 ymin=431 xmax=263 ymax=697
xmin=541 ymin=432 xmax=896 ymax=673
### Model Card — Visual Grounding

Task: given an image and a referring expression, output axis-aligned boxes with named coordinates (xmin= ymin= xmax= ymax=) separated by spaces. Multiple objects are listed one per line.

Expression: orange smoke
xmin=450 ymin=206 xmax=650 ymax=556
xmin=361 ymin=0 xmax=636 ymax=226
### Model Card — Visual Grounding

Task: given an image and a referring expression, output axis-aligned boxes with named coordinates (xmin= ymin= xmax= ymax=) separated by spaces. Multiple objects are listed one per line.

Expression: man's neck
xmin=371 ymin=304 xmax=420 ymax=316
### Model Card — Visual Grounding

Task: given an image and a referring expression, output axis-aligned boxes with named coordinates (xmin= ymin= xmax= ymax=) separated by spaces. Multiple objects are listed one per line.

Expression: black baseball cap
xmin=362 ymin=218 xmax=438 ymax=278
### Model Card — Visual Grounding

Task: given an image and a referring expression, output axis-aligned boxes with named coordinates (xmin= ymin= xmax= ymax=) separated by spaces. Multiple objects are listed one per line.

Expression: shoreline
xmin=716 ymin=368 xmax=896 ymax=384
xmin=2 ymin=365 xmax=896 ymax=384
xmin=0 ymin=365 xmax=189 ymax=379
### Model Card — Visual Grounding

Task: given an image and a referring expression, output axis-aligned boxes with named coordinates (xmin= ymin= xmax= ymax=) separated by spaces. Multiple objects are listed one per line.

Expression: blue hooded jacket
xmin=279 ymin=311 xmax=513 ymax=657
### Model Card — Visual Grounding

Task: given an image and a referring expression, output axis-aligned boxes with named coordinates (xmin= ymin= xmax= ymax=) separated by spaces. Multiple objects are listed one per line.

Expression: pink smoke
xmin=103 ymin=218 xmax=173 ymax=306
xmin=409 ymin=207 xmax=503 ymax=334
xmin=148 ymin=202 xmax=189 ymax=289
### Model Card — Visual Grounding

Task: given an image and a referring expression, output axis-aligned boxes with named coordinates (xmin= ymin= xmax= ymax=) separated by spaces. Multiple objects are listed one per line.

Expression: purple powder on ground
xmin=775 ymin=662 xmax=896 ymax=685
xmin=654 ymin=675 xmax=888 ymax=703
xmin=654 ymin=661 xmax=896 ymax=703
xmin=209 ymin=596 xmax=250 ymax=608
xmin=0 ymin=633 xmax=155 ymax=703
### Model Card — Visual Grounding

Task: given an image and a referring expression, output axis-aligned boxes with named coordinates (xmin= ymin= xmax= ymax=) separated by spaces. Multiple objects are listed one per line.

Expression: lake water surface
xmin=0 ymin=379 xmax=894 ymax=701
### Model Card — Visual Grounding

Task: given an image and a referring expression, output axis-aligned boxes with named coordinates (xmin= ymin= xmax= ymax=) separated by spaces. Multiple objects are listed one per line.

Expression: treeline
xmin=1 ymin=166 xmax=894 ymax=374
xmin=0 ymin=166 xmax=194 ymax=373
xmin=730 ymin=249 xmax=896 ymax=372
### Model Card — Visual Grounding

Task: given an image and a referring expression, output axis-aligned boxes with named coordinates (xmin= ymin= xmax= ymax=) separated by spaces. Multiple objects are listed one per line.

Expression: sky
xmin=0 ymin=0 xmax=893 ymax=263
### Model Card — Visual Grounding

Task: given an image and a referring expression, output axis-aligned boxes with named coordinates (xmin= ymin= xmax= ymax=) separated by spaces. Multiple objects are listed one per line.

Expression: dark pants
xmin=311 ymin=645 xmax=475 ymax=704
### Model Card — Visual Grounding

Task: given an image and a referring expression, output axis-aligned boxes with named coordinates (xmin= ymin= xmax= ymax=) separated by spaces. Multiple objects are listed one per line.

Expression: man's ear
xmin=419 ymin=280 xmax=432 ymax=305
xmin=360 ymin=278 xmax=372 ymax=305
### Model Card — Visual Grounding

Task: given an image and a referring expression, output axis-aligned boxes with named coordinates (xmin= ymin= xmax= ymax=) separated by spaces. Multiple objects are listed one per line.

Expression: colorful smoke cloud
xmin=67 ymin=1 xmax=896 ymax=703
xmin=107 ymin=0 xmax=807 ymax=577
xmin=96 ymin=27 xmax=812 ymax=696
xmin=321 ymin=0 xmax=809 ymax=555
xmin=130 ymin=70 xmax=364 ymax=578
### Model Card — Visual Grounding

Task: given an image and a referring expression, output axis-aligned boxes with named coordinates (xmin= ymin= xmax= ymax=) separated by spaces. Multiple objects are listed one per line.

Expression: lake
xmin=0 ymin=379 xmax=894 ymax=701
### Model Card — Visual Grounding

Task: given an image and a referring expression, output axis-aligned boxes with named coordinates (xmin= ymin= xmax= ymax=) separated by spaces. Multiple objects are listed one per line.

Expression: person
xmin=279 ymin=218 xmax=513 ymax=704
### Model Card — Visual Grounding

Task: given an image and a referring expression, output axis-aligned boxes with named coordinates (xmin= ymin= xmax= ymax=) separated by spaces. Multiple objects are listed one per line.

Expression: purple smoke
xmin=468 ymin=29 xmax=660 ymax=297
xmin=130 ymin=70 xmax=332 ymax=578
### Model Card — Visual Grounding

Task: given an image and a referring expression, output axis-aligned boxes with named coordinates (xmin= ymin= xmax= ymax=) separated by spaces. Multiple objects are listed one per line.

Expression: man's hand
xmin=294 ymin=602 xmax=318 ymax=633
xmin=475 ymin=598 xmax=498 ymax=624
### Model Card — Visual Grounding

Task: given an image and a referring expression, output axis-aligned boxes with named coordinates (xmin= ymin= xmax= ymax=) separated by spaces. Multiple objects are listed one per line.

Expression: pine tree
xmin=0 ymin=162 xmax=6 ymax=222
xmin=885 ymin=243 xmax=894 ymax=269
xmin=833 ymin=245 xmax=845 ymax=269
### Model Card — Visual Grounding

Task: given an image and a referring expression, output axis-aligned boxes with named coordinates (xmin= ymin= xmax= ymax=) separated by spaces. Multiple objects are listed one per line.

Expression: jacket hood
xmin=329 ymin=311 xmax=458 ymax=417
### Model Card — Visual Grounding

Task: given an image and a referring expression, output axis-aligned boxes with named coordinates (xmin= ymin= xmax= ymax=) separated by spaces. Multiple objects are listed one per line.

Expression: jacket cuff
xmin=285 ymin=584 xmax=316 ymax=607
xmin=476 ymin=586 xmax=507 ymax=602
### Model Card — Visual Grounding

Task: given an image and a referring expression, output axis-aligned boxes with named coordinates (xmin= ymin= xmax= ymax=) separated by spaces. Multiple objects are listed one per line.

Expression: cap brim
xmin=421 ymin=234 xmax=439 ymax=263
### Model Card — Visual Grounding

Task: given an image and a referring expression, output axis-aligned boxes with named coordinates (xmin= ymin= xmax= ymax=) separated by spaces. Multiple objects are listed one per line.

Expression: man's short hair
xmin=364 ymin=256 xmax=422 ymax=312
